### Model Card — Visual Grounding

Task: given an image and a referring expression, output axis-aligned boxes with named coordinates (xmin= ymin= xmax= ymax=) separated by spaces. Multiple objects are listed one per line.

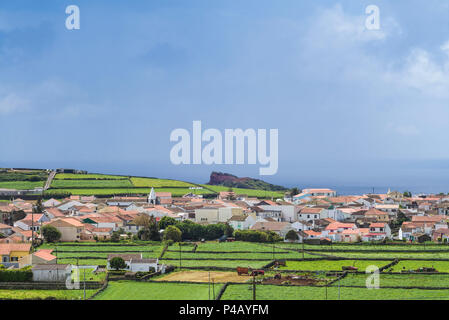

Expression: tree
xmin=111 ymin=232 xmax=120 ymax=242
xmin=159 ymin=216 xmax=176 ymax=230
xmin=109 ymin=257 xmax=127 ymax=270
xmin=133 ymin=215 xmax=151 ymax=228
xmin=134 ymin=215 xmax=160 ymax=241
xmin=41 ymin=225 xmax=61 ymax=243
xmin=285 ymin=230 xmax=299 ymax=242
xmin=403 ymin=191 xmax=412 ymax=198
xmin=290 ymin=187 xmax=300 ymax=197
xmin=33 ymin=197 xmax=43 ymax=213
xmin=163 ymin=225 xmax=182 ymax=242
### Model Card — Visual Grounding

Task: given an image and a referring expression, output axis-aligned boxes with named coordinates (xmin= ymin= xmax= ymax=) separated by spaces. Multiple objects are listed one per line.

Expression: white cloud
xmin=0 ymin=93 xmax=28 ymax=115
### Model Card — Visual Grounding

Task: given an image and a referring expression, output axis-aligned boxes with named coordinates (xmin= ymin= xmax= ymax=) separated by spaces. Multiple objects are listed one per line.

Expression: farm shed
xmin=32 ymin=264 xmax=72 ymax=282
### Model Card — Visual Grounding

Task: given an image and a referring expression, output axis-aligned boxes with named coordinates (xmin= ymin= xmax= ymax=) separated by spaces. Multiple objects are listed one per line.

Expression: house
xmin=0 ymin=223 xmax=13 ymax=237
xmin=44 ymin=218 xmax=85 ymax=242
xmin=293 ymin=189 xmax=337 ymax=202
xmin=43 ymin=198 xmax=61 ymax=208
xmin=360 ymin=223 xmax=392 ymax=241
xmin=256 ymin=204 xmax=295 ymax=222
xmin=82 ymin=215 xmax=122 ymax=231
xmin=19 ymin=249 xmax=57 ymax=268
xmin=298 ymin=207 xmax=322 ymax=222
xmin=433 ymin=228 xmax=449 ymax=242
xmin=228 ymin=215 xmax=256 ymax=230
xmin=195 ymin=206 xmax=243 ymax=224
xmin=32 ymin=264 xmax=72 ymax=282
xmin=250 ymin=221 xmax=293 ymax=238
xmin=106 ymin=253 xmax=161 ymax=272
xmin=291 ymin=220 xmax=313 ymax=232
xmin=44 ymin=207 xmax=65 ymax=219
xmin=251 ymin=206 xmax=283 ymax=222
xmin=365 ymin=208 xmax=390 ymax=222
xmin=0 ymin=243 xmax=31 ymax=267
xmin=13 ymin=213 xmax=50 ymax=232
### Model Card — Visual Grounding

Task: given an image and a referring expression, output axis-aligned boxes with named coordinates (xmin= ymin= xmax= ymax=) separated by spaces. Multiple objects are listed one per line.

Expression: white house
xmin=32 ymin=264 xmax=72 ymax=282
xmin=228 ymin=215 xmax=256 ymax=230
xmin=107 ymin=254 xmax=162 ymax=273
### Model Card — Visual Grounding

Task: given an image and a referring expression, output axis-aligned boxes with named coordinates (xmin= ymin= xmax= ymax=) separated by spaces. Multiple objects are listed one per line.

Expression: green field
xmin=196 ymin=241 xmax=276 ymax=252
xmin=50 ymin=179 xmax=134 ymax=189
xmin=337 ymin=273 xmax=449 ymax=288
xmin=201 ymin=185 xmax=285 ymax=198
xmin=221 ymin=284 xmax=449 ymax=300
xmin=131 ymin=177 xmax=194 ymax=188
xmin=40 ymin=242 xmax=164 ymax=265
xmin=54 ymin=173 xmax=128 ymax=180
xmin=278 ymin=260 xmax=393 ymax=271
xmin=47 ymin=187 xmax=215 ymax=196
xmin=0 ymin=289 xmax=96 ymax=300
xmin=160 ymin=259 xmax=270 ymax=269
xmin=95 ymin=281 xmax=223 ymax=300
xmin=390 ymin=260 xmax=449 ymax=273
xmin=0 ymin=181 xmax=45 ymax=190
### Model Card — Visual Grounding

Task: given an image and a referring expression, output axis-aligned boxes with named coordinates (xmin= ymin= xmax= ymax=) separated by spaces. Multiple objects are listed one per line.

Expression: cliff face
xmin=207 ymin=172 xmax=286 ymax=191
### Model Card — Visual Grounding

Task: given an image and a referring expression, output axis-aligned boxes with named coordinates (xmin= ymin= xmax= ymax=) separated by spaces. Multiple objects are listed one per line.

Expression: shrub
xmin=41 ymin=225 xmax=62 ymax=243
xmin=109 ymin=257 xmax=127 ymax=270
xmin=163 ymin=225 xmax=182 ymax=242
xmin=0 ymin=269 xmax=33 ymax=282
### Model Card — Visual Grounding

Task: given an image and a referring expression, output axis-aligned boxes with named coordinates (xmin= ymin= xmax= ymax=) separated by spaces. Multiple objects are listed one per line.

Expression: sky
xmin=1 ymin=0 xmax=449 ymax=191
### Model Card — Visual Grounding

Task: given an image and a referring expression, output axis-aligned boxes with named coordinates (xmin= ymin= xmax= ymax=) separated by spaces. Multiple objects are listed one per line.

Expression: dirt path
xmin=156 ymin=271 xmax=251 ymax=283
xmin=44 ymin=170 xmax=56 ymax=190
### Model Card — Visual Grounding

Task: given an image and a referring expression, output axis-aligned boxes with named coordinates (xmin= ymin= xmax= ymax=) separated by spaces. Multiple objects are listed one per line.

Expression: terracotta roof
xmin=0 ymin=243 xmax=31 ymax=255
xmin=34 ymin=249 xmax=56 ymax=261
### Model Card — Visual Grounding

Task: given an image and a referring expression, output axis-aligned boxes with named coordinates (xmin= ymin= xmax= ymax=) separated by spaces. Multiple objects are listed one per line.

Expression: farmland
xmin=220 ymin=284 xmax=449 ymax=300
xmin=40 ymin=242 xmax=164 ymax=265
xmin=337 ymin=273 xmax=449 ymax=288
xmin=95 ymin=281 xmax=223 ymax=300
xmin=0 ymin=289 xmax=95 ymax=300
xmin=201 ymin=184 xmax=285 ymax=198
xmin=0 ymin=169 xmax=47 ymax=190
xmin=277 ymin=260 xmax=393 ymax=271
xmin=23 ymin=240 xmax=449 ymax=300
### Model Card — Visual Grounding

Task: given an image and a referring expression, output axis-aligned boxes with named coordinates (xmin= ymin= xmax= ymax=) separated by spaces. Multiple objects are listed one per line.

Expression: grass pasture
xmin=201 ymin=184 xmax=285 ymax=198
xmin=278 ymin=260 xmax=393 ymax=271
xmin=0 ymin=289 xmax=95 ymax=300
xmin=337 ymin=273 xmax=449 ymax=288
xmin=390 ymin=260 xmax=449 ymax=273
xmin=95 ymin=281 xmax=223 ymax=300
xmin=0 ymin=180 xmax=45 ymax=190
xmin=220 ymin=283 xmax=449 ymax=300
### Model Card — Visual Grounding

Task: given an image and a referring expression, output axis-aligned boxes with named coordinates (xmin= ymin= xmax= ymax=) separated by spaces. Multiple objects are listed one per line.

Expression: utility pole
xmin=252 ymin=274 xmax=256 ymax=300
xmin=302 ymin=240 xmax=305 ymax=259
xmin=83 ymin=268 xmax=86 ymax=300
xmin=31 ymin=209 xmax=34 ymax=248
xmin=179 ymin=242 xmax=182 ymax=269
xmin=338 ymin=277 xmax=341 ymax=300
xmin=208 ymin=272 xmax=211 ymax=300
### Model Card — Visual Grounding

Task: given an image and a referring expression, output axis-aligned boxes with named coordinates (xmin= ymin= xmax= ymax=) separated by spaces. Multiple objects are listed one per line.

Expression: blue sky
xmin=1 ymin=1 xmax=449 ymax=191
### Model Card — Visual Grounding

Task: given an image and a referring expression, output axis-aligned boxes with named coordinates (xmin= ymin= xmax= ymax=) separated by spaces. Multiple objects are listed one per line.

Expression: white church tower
xmin=148 ymin=187 xmax=156 ymax=204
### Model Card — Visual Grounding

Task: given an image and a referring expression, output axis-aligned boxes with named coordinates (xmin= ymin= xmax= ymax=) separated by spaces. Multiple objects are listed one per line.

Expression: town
xmin=1 ymin=168 xmax=449 ymax=300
